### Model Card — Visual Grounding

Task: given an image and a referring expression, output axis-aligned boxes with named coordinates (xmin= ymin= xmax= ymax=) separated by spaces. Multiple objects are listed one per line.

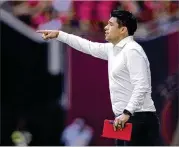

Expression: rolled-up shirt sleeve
xmin=57 ymin=31 xmax=109 ymax=60
xmin=125 ymin=48 xmax=150 ymax=114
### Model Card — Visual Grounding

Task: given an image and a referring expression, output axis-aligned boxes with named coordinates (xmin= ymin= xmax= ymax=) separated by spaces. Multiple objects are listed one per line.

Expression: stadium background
xmin=1 ymin=0 xmax=179 ymax=146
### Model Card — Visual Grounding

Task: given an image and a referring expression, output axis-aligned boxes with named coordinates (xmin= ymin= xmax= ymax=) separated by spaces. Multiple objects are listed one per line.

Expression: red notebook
xmin=101 ymin=119 xmax=132 ymax=141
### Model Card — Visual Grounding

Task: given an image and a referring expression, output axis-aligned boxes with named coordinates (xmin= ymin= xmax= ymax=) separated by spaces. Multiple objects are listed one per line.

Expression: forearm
xmin=57 ymin=31 xmax=108 ymax=60
xmin=125 ymin=86 xmax=148 ymax=114
xmin=125 ymin=48 xmax=151 ymax=114
xmin=57 ymin=31 xmax=94 ymax=54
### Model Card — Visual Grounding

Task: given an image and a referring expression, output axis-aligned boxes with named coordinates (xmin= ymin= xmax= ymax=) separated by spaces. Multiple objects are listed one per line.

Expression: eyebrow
xmin=108 ymin=21 xmax=113 ymax=24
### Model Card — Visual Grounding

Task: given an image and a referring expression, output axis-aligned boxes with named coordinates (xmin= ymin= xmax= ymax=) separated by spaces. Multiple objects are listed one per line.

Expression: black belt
xmin=133 ymin=111 xmax=156 ymax=116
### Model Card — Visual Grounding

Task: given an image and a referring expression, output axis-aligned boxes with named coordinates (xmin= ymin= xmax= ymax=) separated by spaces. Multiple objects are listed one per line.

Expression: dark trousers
xmin=115 ymin=112 xmax=161 ymax=146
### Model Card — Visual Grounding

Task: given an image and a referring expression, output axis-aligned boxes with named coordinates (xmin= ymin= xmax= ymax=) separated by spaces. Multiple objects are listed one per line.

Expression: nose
xmin=104 ymin=25 xmax=108 ymax=31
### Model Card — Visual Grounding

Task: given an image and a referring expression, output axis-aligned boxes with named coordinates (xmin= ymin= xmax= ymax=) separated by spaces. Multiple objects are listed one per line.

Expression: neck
xmin=112 ymin=34 xmax=128 ymax=46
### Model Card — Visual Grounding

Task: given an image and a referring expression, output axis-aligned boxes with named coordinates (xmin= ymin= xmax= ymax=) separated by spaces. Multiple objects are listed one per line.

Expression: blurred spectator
xmin=118 ymin=1 xmax=141 ymax=18
xmin=7 ymin=0 xmax=72 ymax=29
xmin=73 ymin=1 xmax=117 ymax=32
xmin=11 ymin=117 xmax=32 ymax=146
xmin=37 ymin=0 xmax=73 ymax=30
xmin=61 ymin=118 xmax=93 ymax=146
xmin=52 ymin=0 xmax=73 ymax=24
xmin=157 ymin=71 xmax=178 ymax=145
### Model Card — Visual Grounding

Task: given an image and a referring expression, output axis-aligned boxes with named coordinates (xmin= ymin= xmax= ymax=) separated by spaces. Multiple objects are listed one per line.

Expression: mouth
xmin=105 ymin=33 xmax=109 ymax=36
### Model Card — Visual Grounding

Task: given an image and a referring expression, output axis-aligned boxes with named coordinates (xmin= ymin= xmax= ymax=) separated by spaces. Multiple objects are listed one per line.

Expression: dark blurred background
xmin=1 ymin=0 xmax=179 ymax=146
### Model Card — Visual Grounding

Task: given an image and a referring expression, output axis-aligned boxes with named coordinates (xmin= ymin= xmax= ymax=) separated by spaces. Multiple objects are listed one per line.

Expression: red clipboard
xmin=101 ymin=119 xmax=132 ymax=141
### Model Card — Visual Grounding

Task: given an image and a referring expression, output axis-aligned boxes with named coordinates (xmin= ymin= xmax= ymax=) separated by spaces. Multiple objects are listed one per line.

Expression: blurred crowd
xmin=3 ymin=0 xmax=179 ymax=34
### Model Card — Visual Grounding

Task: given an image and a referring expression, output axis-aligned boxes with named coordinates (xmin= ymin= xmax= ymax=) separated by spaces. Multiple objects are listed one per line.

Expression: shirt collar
xmin=115 ymin=36 xmax=134 ymax=48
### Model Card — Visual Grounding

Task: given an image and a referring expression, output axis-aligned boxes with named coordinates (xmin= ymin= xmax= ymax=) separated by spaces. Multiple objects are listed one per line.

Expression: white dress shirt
xmin=57 ymin=31 xmax=156 ymax=116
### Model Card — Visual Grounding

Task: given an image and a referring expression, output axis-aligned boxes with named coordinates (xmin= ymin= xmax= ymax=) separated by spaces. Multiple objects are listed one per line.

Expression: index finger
xmin=36 ymin=30 xmax=50 ymax=33
xmin=113 ymin=120 xmax=117 ymax=131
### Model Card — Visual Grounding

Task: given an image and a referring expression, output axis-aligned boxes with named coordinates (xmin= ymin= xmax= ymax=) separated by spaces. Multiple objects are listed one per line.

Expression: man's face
xmin=104 ymin=17 xmax=124 ymax=43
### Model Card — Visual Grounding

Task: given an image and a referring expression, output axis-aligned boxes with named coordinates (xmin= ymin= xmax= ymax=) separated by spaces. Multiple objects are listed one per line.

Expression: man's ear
xmin=121 ymin=27 xmax=128 ymax=34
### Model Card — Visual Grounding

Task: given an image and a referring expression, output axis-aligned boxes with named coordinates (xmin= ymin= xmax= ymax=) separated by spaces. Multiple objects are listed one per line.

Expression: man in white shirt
xmin=37 ymin=10 xmax=160 ymax=146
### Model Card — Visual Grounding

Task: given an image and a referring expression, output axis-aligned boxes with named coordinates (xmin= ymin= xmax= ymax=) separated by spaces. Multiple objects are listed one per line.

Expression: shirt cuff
xmin=125 ymin=103 xmax=135 ymax=115
xmin=123 ymin=109 xmax=132 ymax=116
xmin=56 ymin=31 xmax=69 ymax=42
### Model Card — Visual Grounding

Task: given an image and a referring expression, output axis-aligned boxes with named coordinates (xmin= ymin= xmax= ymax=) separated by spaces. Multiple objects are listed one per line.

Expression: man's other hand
xmin=36 ymin=30 xmax=59 ymax=40
xmin=113 ymin=114 xmax=130 ymax=131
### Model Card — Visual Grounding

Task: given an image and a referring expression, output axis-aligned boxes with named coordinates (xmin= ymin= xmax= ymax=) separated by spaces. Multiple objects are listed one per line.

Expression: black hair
xmin=111 ymin=10 xmax=137 ymax=35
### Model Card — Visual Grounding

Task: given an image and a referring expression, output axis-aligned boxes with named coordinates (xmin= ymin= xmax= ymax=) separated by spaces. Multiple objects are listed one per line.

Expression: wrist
xmin=55 ymin=31 xmax=60 ymax=38
xmin=123 ymin=109 xmax=132 ymax=117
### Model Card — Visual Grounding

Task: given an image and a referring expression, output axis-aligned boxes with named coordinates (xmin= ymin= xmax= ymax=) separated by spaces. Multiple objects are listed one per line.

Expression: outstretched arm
xmin=37 ymin=30 xmax=110 ymax=60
